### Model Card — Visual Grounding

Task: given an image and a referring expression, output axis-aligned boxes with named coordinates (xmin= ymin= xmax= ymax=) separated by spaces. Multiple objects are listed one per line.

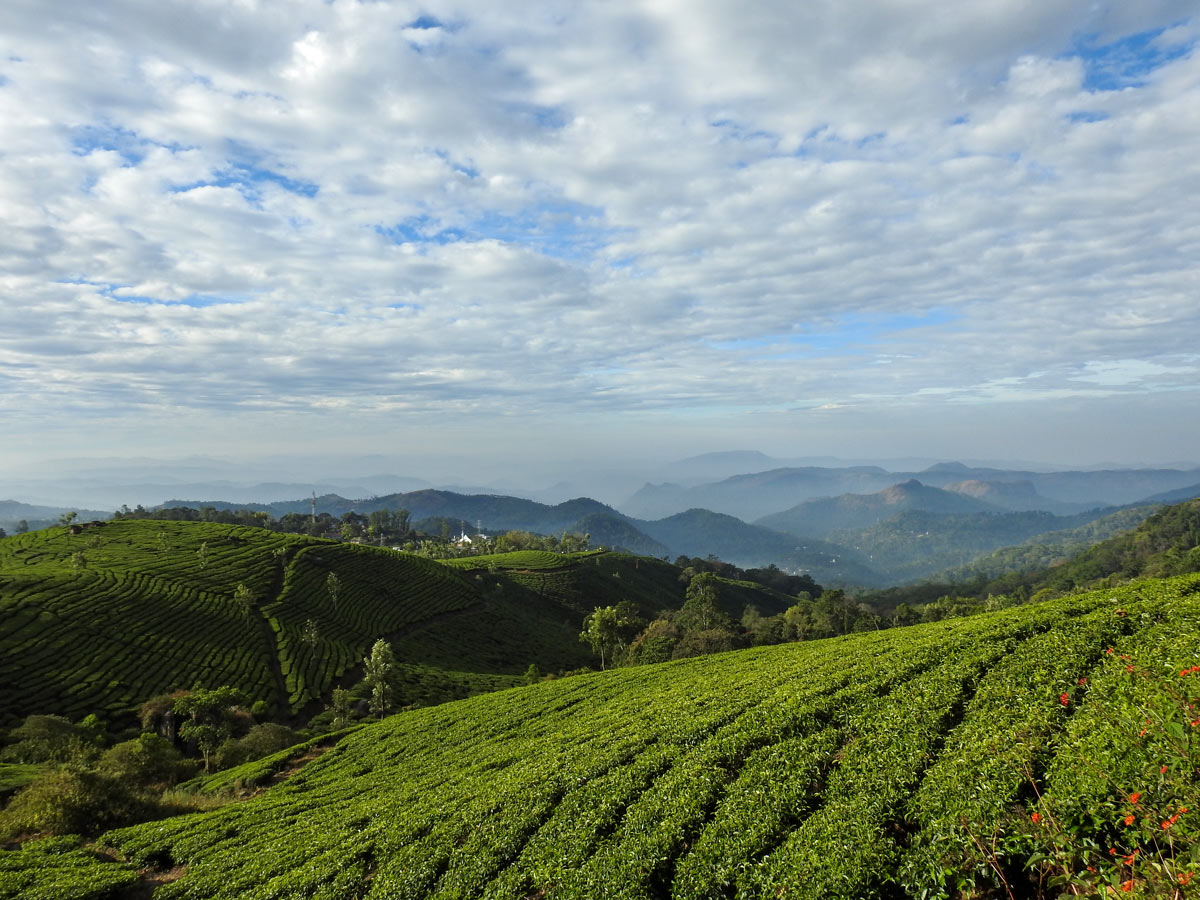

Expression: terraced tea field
xmin=6 ymin=573 xmax=1193 ymax=899
xmin=0 ymin=521 xmax=487 ymax=724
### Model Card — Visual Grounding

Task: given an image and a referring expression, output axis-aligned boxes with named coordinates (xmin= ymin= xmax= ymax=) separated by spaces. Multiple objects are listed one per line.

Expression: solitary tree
xmin=677 ymin=573 xmax=731 ymax=633
xmin=363 ymin=639 xmax=395 ymax=717
xmin=301 ymin=618 xmax=320 ymax=648
xmin=326 ymin=571 xmax=341 ymax=613
xmin=579 ymin=603 xmax=642 ymax=669
xmin=173 ymin=686 xmax=248 ymax=772
xmin=328 ymin=688 xmax=353 ymax=731
xmin=234 ymin=583 xmax=254 ymax=620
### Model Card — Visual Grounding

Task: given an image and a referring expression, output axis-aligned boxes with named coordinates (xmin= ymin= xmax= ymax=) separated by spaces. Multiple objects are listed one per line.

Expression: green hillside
xmin=0 ymin=520 xmax=498 ymax=726
xmin=3 ymin=573 xmax=1195 ymax=899
xmin=829 ymin=506 xmax=1141 ymax=583
xmin=867 ymin=498 xmax=1200 ymax=612
xmin=928 ymin=503 xmax=1162 ymax=584
xmin=1 ymin=522 xmax=796 ymax=729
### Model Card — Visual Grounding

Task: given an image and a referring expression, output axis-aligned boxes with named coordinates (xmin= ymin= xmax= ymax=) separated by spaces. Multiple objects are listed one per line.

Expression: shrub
xmin=98 ymin=735 xmax=196 ymax=788
xmin=216 ymin=723 xmax=301 ymax=770
xmin=0 ymin=768 xmax=154 ymax=839
xmin=0 ymin=715 xmax=100 ymax=765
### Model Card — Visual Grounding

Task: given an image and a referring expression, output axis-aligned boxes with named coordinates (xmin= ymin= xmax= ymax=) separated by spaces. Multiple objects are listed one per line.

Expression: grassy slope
xmin=12 ymin=572 xmax=1194 ymax=900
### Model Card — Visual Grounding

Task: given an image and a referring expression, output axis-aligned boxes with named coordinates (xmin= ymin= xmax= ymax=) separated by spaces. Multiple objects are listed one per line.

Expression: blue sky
xmin=1 ymin=0 xmax=1198 ymax=483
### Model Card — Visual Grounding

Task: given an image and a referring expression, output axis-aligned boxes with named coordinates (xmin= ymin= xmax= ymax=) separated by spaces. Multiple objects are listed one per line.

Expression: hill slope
xmin=0 ymin=520 xmax=494 ymax=726
xmin=16 ymin=573 xmax=1197 ymax=899
xmin=0 ymin=521 xmax=801 ymax=729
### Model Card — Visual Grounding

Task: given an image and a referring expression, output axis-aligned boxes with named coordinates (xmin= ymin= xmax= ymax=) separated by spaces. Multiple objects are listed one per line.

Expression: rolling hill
xmin=157 ymin=490 xmax=876 ymax=585
xmin=0 ymin=520 xmax=497 ymax=727
xmin=3 ymin=572 xmax=1196 ymax=899
xmin=0 ymin=520 xmax=803 ymax=729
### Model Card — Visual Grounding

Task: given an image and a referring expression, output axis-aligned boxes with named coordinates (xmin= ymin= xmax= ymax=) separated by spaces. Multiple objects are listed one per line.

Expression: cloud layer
xmin=2 ymin=0 xmax=1198 ymax=467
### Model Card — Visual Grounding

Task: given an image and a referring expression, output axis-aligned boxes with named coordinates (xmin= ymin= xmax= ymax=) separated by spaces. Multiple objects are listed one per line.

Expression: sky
xmin=2 ymin=0 xmax=1199 ymax=482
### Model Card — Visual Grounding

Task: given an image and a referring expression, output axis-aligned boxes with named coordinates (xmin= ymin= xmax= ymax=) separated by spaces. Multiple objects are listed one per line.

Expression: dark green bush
xmin=0 ymin=767 xmax=154 ymax=839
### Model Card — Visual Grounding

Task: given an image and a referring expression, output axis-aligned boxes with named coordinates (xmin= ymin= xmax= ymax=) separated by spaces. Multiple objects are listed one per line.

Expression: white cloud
xmin=0 ymin=0 xmax=1198 ymax=469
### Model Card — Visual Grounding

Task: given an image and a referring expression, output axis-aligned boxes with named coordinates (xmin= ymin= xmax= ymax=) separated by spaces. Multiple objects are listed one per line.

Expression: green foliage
xmin=363 ymin=639 xmax=396 ymax=717
xmin=0 ymin=519 xmax=495 ymax=726
xmin=1023 ymin=625 xmax=1200 ymax=898
xmin=0 ymin=520 xmax=302 ymax=727
xmin=0 ymin=836 xmax=138 ymax=900
xmin=97 ymin=734 xmax=195 ymax=788
xmin=174 ymin=686 xmax=249 ymax=772
xmin=215 ymin=723 xmax=301 ymax=770
xmin=0 ymin=767 xmax=153 ymax=840
xmin=1 ymin=715 xmax=100 ymax=765
xmin=676 ymin=573 xmax=733 ymax=634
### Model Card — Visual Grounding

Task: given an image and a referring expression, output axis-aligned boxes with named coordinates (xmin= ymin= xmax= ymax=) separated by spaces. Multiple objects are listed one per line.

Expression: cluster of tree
xmin=671 ymin=556 xmax=821 ymax=598
xmin=579 ymin=573 xmax=884 ymax=670
xmin=0 ymin=687 xmax=303 ymax=840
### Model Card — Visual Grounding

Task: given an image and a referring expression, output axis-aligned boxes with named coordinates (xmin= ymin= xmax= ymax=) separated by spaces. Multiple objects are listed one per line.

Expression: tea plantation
xmin=3 ymin=573 xmax=1194 ymax=898
xmin=2 ymin=522 xmax=784 ymax=726
xmin=0 ymin=521 xmax=496 ymax=725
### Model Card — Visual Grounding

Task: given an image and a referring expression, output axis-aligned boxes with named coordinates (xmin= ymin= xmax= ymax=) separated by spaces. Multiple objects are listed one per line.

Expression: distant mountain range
xmin=11 ymin=457 xmax=1200 ymax=590
xmin=622 ymin=462 xmax=1200 ymax=521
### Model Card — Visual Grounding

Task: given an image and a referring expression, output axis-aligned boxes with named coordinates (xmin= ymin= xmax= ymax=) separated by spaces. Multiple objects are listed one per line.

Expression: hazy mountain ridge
xmin=623 ymin=462 xmax=1200 ymax=520
xmin=757 ymin=479 xmax=1003 ymax=537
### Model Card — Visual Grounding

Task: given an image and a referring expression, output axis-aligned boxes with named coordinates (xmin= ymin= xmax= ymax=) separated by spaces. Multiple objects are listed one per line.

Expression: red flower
xmin=1125 ymin=814 xmax=1136 ymax=826
xmin=1180 ymin=872 xmax=1194 ymax=886
xmin=1060 ymin=692 xmax=1070 ymax=705
xmin=1106 ymin=647 xmax=1115 ymax=655
xmin=1121 ymin=879 xmax=1134 ymax=892
xmin=1129 ymin=792 xmax=1142 ymax=804
xmin=1162 ymin=765 xmax=1169 ymax=774
xmin=1078 ymin=677 xmax=1088 ymax=685
xmin=1030 ymin=812 xmax=1041 ymax=823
